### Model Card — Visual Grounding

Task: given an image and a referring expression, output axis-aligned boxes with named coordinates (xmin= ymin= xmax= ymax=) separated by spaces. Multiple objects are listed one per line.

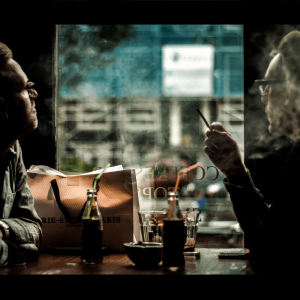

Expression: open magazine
xmin=27 ymin=165 xmax=124 ymax=178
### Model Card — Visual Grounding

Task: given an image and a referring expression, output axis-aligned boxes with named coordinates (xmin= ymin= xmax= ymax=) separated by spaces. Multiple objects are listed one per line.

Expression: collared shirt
xmin=0 ymin=141 xmax=42 ymax=267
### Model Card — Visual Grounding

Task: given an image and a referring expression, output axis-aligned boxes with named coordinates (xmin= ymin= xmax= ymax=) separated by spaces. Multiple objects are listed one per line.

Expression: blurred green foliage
xmin=58 ymin=24 xmax=137 ymax=89
xmin=60 ymin=157 xmax=95 ymax=173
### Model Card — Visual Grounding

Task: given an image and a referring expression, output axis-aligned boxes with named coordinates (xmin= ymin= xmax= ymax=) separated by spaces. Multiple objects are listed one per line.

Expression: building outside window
xmin=57 ymin=24 xmax=244 ymax=247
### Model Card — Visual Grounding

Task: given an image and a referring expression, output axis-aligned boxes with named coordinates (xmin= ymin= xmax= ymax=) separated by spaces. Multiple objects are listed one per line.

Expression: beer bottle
xmin=81 ymin=189 xmax=103 ymax=264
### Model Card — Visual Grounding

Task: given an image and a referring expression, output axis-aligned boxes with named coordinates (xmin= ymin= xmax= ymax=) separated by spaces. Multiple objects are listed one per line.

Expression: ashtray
xmin=124 ymin=241 xmax=163 ymax=267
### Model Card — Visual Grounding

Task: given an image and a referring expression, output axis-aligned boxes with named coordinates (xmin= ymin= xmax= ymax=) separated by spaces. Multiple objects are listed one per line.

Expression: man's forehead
xmin=264 ymin=53 xmax=286 ymax=80
xmin=5 ymin=59 xmax=28 ymax=88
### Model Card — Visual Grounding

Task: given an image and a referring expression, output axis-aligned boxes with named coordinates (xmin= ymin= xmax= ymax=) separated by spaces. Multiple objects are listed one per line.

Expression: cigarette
xmin=196 ymin=108 xmax=210 ymax=129
xmin=196 ymin=108 xmax=221 ymax=134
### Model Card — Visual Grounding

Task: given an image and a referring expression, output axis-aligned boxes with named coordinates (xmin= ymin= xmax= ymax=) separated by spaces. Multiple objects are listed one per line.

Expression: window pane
xmin=57 ymin=24 xmax=244 ymax=248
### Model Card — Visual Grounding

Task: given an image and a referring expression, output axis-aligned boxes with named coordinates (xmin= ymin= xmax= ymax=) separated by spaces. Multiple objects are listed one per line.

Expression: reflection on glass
xmin=57 ymin=24 xmax=244 ymax=248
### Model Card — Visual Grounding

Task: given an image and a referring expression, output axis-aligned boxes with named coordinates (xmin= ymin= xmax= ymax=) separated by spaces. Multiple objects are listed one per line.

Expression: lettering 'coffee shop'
xmin=0 ymin=24 xmax=298 ymax=275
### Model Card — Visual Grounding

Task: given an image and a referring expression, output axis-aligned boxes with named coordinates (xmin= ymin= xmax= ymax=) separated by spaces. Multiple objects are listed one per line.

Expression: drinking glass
xmin=138 ymin=211 xmax=166 ymax=243
xmin=181 ymin=209 xmax=201 ymax=252
xmin=138 ymin=209 xmax=200 ymax=251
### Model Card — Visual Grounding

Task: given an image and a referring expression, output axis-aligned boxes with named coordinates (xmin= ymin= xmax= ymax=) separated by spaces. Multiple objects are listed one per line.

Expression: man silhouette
xmin=0 ymin=42 xmax=42 ymax=267
xmin=204 ymin=31 xmax=300 ymax=274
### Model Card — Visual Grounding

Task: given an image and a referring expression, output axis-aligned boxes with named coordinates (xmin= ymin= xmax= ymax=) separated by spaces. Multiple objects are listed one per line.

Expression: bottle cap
xmin=167 ymin=191 xmax=179 ymax=196
xmin=87 ymin=189 xmax=97 ymax=194
xmin=168 ymin=191 xmax=179 ymax=204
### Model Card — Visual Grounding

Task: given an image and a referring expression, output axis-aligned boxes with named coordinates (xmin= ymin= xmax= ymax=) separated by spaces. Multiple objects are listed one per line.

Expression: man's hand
xmin=204 ymin=122 xmax=247 ymax=181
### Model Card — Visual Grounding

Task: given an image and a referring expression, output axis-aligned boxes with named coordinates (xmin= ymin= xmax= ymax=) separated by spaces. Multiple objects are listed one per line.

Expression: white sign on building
xmin=162 ymin=45 xmax=214 ymax=96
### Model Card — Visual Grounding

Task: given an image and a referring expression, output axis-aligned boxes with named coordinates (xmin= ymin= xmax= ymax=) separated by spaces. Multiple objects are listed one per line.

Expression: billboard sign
xmin=162 ymin=45 xmax=214 ymax=96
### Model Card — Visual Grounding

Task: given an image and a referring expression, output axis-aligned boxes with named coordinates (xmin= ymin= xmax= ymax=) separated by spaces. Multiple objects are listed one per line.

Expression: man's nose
xmin=29 ymin=89 xmax=38 ymax=100
xmin=261 ymin=96 xmax=268 ymax=105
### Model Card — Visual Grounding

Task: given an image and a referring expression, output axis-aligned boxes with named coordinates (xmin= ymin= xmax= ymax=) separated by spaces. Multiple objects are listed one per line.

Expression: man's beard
xmin=268 ymin=110 xmax=294 ymax=137
xmin=20 ymin=117 xmax=38 ymax=135
xmin=268 ymin=119 xmax=286 ymax=136
xmin=8 ymin=114 xmax=38 ymax=138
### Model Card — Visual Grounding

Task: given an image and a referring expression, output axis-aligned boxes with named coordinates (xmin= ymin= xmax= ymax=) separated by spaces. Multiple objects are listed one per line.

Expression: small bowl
xmin=124 ymin=242 xmax=163 ymax=267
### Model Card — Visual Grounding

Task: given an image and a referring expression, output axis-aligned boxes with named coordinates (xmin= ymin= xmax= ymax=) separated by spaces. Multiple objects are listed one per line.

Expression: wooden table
xmin=0 ymin=248 xmax=257 ymax=275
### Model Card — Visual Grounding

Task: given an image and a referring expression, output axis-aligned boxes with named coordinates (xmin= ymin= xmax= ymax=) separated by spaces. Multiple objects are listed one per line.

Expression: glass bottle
xmin=163 ymin=191 xmax=185 ymax=271
xmin=81 ymin=189 xmax=103 ymax=264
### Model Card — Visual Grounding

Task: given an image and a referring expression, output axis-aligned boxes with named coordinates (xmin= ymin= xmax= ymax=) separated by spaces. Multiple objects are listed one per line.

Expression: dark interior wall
xmin=244 ymin=25 xmax=300 ymax=205
xmin=0 ymin=25 xmax=56 ymax=169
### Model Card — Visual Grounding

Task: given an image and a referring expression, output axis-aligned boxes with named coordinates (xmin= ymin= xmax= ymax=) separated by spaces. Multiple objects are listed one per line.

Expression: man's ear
xmin=0 ymin=97 xmax=9 ymax=120
xmin=285 ymin=80 xmax=300 ymax=113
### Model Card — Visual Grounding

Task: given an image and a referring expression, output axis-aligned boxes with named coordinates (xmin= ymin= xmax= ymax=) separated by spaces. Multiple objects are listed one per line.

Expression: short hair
xmin=278 ymin=31 xmax=300 ymax=83
xmin=0 ymin=42 xmax=13 ymax=96
xmin=0 ymin=42 xmax=12 ymax=63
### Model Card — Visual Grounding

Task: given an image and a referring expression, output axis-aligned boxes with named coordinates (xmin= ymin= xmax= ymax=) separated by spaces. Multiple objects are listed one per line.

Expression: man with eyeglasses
xmin=204 ymin=31 xmax=300 ymax=274
xmin=0 ymin=42 xmax=42 ymax=267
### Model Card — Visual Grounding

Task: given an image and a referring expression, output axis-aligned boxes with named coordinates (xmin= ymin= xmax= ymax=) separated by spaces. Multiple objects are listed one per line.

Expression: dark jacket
xmin=223 ymin=137 xmax=300 ymax=274
xmin=0 ymin=141 xmax=42 ymax=267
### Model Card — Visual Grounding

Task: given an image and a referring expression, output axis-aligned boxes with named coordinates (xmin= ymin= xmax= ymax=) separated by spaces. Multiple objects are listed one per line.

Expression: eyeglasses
xmin=255 ymin=79 xmax=287 ymax=97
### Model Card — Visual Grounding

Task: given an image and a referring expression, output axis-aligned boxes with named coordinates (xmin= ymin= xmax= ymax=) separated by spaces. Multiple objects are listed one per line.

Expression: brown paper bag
xmin=27 ymin=166 xmax=140 ymax=251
